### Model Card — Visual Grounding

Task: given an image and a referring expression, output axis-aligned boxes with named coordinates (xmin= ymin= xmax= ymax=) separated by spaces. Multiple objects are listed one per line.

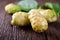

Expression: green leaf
xmin=44 ymin=3 xmax=60 ymax=17
xmin=44 ymin=3 xmax=53 ymax=9
xmin=17 ymin=0 xmax=39 ymax=12
xmin=53 ymin=3 xmax=59 ymax=12
xmin=52 ymin=3 xmax=60 ymax=16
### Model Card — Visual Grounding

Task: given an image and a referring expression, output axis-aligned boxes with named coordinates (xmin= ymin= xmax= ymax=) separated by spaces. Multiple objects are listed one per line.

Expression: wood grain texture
xmin=0 ymin=0 xmax=60 ymax=40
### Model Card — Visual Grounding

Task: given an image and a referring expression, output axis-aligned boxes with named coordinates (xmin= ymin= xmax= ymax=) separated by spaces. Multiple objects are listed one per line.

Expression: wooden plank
xmin=0 ymin=0 xmax=60 ymax=40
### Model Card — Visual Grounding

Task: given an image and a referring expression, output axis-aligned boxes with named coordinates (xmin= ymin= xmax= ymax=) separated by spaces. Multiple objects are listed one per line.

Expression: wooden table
xmin=0 ymin=0 xmax=60 ymax=40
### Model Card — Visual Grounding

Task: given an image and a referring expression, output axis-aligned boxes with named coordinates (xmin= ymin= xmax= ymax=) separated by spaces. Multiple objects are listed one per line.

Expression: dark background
xmin=0 ymin=0 xmax=60 ymax=40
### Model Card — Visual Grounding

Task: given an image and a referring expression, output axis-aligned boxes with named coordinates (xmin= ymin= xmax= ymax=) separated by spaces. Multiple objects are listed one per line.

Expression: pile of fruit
xmin=5 ymin=0 xmax=60 ymax=33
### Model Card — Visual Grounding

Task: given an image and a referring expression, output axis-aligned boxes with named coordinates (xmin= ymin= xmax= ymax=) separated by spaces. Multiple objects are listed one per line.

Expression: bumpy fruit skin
xmin=28 ymin=9 xmax=48 ymax=32
xmin=11 ymin=12 xmax=29 ymax=26
xmin=38 ymin=9 xmax=57 ymax=22
xmin=5 ymin=3 xmax=21 ymax=14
